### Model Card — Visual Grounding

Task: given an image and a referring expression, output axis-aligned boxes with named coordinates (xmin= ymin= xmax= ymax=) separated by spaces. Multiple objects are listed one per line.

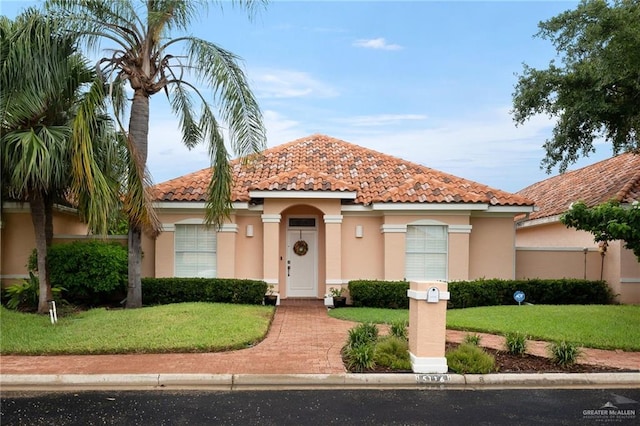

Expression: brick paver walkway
xmin=0 ymin=300 xmax=356 ymax=375
xmin=1 ymin=301 xmax=637 ymax=375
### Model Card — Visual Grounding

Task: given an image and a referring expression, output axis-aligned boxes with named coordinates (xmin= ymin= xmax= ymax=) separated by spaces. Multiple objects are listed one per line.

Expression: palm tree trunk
xmin=44 ymin=193 xmax=54 ymax=247
xmin=125 ymin=89 xmax=150 ymax=309
xmin=127 ymin=223 xmax=143 ymax=307
xmin=29 ymin=191 xmax=52 ymax=314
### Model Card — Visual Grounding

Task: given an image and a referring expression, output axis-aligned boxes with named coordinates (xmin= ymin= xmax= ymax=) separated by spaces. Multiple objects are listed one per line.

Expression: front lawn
xmin=329 ymin=305 xmax=640 ymax=351
xmin=0 ymin=303 xmax=274 ymax=355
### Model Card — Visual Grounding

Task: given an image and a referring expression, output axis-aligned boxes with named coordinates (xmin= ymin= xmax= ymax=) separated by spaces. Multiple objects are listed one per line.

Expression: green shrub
xmin=3 ymin=272 xmax=64 ymax=310
xmin=548 ymin=341 xmax=581 ymax=366
xmin=141 ymin=278 xmax=267 ymax=305
xmin=447 ymin=278 xmax=614 ymax=309
xmin=446 ymin=343 xmax=496 ymax=374
xmin=346 ymin=343 xmax=376 ymax=372
xmin=348 ymin=280 xmax=409 ymax=309
xmin=29 ymin=241 xmax=127 ymax=305
xmin=374 ymin=336 xmax=411 ymax=370
xmin=504 ymin=332 xmax=528 ymax=356
xmin=347 ymin=322 xmax=379 ymax=349
xmin=389 ymin=320 xmax=408 ymax=340
xmin=463 ymin=333 xmax=482 ymax=346
xmin=346 ymin=278 xmax=612 ymax=310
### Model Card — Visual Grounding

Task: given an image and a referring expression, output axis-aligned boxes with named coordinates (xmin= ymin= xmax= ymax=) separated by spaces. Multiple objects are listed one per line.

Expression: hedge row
xmin=142 ymin=278 xmax=267 ymax=306
xmin=448 ymin=278 xmax=614 ymax=309
xmin=348 ymin=278 xmax=614 ymax=309
xmin=348 ymin=280 xmax=410 ymax=309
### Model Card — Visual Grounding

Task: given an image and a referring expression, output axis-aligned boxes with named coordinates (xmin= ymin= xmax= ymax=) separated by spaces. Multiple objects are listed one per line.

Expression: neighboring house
xmin=0 ymin=202 xmax=89 ymax=286
xmin=515 ymin=153 xmax=640 ymax=304
xmin=148 ymin=134 xmax=535 ymax=299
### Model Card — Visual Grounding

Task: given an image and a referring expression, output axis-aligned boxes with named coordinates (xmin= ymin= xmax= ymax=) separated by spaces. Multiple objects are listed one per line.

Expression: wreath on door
xmin=293 ymin=240 xmax=309 ymax=256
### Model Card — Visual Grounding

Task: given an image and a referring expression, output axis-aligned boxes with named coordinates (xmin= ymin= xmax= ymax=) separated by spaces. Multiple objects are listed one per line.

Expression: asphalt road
xmin=1 ymin=388 xmax=639 ymax=425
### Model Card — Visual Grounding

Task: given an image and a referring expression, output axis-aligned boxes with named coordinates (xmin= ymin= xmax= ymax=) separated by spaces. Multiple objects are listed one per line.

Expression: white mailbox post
xmin=407 ymin=281 xmax=450 ymax=373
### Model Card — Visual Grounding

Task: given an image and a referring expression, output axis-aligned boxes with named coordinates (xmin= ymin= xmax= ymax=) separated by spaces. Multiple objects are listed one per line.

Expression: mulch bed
xmin=481 ymin=346 xmax=624 ymax=374
xmin=346 ymin=342 xmax=630 ymax=374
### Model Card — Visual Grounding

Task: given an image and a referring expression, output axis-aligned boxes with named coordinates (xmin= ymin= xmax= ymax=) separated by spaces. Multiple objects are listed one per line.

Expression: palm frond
xmin=186 ymin=37 xmax=266 ymax=159
xmin=204 ymin=116 xmax=232 ymax=229
xmin=167 ymin=81 xmax=202 ymax=149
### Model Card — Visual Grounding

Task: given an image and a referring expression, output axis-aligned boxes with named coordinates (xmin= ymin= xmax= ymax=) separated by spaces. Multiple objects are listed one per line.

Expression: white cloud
xmin=337 ymin=108 xmax=561 ymax=191
xmin=353 ymin=37 xmax=403 ymax=51
xmin=263 ymin=110 xmax=306 ymax=146
xmin=250 ymin=68 xmax=339 ymax=99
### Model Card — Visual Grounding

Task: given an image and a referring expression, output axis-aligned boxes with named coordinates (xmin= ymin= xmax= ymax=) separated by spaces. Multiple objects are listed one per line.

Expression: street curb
xmin=1 ymin=372 xmax=639 ymax=391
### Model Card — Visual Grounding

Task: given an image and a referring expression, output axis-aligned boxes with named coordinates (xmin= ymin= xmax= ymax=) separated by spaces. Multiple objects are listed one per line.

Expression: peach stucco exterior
xmin=147 ymin=198 xmax=526 ymax=300
xmin=146 ymin=135 xmax=536 ymax=300
xmin=0 ymin=202 xmax=89 ymax=286
xmin=515 ymin=152 xmax=640 ymax=304
xmin=516 ymin=220 xmax=640 ymax=304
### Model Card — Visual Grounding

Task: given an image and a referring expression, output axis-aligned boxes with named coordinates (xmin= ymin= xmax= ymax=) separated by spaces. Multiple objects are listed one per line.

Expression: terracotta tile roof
xmin=517 ymin=152 xmax=640 ymax=220
xmin=153 ymin=134 xmax=534 ymax=207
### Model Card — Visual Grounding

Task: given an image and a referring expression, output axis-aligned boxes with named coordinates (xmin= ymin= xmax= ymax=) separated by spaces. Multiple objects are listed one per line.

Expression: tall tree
xmin=1 ymin=8 xmax=121 ymax=313
xmin=512 ymin=0 xmax=640 ymax=173
xmin=46 ymin=0 xmax=267 ymax=308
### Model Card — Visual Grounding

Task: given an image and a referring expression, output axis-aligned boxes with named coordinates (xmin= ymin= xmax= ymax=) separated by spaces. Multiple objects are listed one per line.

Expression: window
xmin=405 ymin=225 xmax=447 ymax=281
xmin=175 ymin=224 xmax=217 ymax=277
xmin=289 ymin=217 xmax=316 ymax=227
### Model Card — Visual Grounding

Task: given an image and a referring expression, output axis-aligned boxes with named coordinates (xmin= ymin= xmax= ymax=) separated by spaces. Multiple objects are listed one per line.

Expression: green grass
xmin=0 ymin=303 xmax=274 ymax=355
xmin=329 ymin=305 xmax=640 ymax=351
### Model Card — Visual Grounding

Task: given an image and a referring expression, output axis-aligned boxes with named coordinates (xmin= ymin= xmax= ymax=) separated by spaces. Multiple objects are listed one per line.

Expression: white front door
xmin=286 ymin=229 xmax=318 ymax=297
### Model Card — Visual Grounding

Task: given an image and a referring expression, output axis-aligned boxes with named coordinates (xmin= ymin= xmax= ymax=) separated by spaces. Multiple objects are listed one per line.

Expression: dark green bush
xmin=448 ymin=278 xmax=614 ymax=309
xmin=29 ymin=241 xmax=127 ymax=306
xmin=347 ymin=278 xmax=612 ymax=309
xmin=142 ymin=278 xmax=267 ymax=305
xmin=348 ymin=280 xmax=409 ymax=309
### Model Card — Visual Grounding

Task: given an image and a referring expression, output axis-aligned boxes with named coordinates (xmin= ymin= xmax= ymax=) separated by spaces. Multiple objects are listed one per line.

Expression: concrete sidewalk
xmin=1 ymin=299 xmax=639 ymax=390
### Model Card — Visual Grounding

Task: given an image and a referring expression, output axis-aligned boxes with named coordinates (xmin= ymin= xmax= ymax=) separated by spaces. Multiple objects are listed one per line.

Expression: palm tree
xmin=1 ymin=9 xmax=122 ymax=313
xmin=46 ymin=0 xmax=267 ymax=308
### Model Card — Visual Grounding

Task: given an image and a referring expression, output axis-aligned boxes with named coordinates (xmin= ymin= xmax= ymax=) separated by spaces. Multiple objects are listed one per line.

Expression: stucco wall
xmin=469 ymin=216 xmax=517 ymax=280
xmin=341 ymin=214 xmax=384 ymax=280
xmin=1 ymin=206 xmax=87 ymax=287
xmin=516 ymin=221 xmax=640 ymax=304
xmin=516 ymin=248 xmax=602 ymax=280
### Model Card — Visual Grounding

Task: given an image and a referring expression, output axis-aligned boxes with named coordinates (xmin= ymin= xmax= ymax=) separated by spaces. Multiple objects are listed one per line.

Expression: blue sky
xmin=2 ymin=1 xmax=614 ymax=193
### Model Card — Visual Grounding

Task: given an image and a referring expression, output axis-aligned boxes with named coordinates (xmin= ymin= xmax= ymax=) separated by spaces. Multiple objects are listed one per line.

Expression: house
xmin=147 ymin=134 xmax=535 ymax=299
xmin=515 ymin=152 xmax=640 ymax=304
